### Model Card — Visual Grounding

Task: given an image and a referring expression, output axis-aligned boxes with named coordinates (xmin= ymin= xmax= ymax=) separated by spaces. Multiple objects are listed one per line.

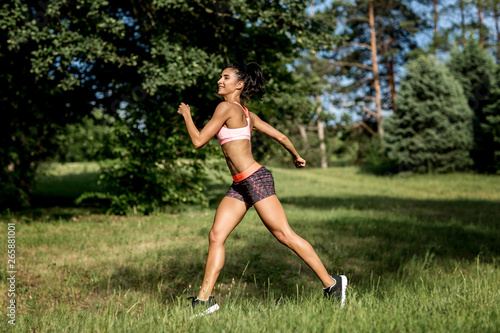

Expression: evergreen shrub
xmin=383 ymin=56 xmax=474 ymax=173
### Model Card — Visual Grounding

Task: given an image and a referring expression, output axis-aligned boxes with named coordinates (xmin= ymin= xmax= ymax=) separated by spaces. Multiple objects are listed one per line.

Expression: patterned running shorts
xmin=225 ymin=166 xmax=276 ymax=206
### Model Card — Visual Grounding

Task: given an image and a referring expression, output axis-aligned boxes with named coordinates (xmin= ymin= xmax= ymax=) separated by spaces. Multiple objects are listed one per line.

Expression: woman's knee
xmin=274 ymin=230 xmax=296 ymax=247
xmin=209 ymin=228 xmax=226 ymax=245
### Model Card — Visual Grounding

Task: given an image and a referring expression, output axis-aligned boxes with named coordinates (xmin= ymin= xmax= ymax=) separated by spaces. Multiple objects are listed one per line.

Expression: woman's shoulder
xmin=215 ymin=101 xmax=241 ymax=114
xmin=215 ymin=101 xmax=237 ymax=111
xmin=217 ymin=101 xmax=240 ymax=108
xmin=213 ymin=102 xmax=238 ymax=120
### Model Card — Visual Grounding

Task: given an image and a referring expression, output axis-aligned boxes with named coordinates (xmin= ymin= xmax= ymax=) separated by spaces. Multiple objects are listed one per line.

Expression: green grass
xmin=1 ymin=164 xmax=499 ymax=332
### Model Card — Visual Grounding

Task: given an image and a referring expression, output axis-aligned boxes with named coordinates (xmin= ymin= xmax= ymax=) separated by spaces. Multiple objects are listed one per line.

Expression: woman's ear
xmin=236 ymin=81 xmax=244 ymax=90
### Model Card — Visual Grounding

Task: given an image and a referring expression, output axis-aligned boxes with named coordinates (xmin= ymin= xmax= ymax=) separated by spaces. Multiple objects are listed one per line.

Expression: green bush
xmin=359 ymin=137 xmax=398 ymax=174
xmin=75 ymin=102 xmax=215 ymax=215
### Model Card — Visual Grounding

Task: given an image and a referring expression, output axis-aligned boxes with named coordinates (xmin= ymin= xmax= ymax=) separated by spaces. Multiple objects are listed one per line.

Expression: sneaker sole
xmin=191 ymin=304 xmax=220 ymax=319
xmin=339 ymin=275 xmax=347 ymax=308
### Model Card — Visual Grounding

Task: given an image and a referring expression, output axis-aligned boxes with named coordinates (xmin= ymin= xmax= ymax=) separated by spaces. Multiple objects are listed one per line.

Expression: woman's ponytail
xmin=225 ymin=62 xmax=266 ymax=101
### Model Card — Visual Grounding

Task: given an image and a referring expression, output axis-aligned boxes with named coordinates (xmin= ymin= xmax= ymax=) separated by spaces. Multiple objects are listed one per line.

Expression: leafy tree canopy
xmin=0 ymin=0 xmax=340 ymax=212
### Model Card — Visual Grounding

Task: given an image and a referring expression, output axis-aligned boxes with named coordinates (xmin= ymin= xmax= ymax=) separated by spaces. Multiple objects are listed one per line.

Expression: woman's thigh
xmin=253 ymin=195 xmax=294 ymax=238
xmin=210 ymin=196 xmax=250 ymax=242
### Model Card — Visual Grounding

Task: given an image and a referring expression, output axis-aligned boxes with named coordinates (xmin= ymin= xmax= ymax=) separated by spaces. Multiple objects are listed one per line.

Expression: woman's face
xmin=217 ymin=68 xmax=242 ymax=96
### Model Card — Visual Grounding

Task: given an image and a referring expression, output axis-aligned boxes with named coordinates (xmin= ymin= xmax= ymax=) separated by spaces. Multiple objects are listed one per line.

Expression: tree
xmin=478 ymin=0 xmax=486 ymax=46
xmin=482 ymin=71 xmax=500 ymax=173
xmin=255 ymin=1 xmax=342 ymax=169
xmin=447 ymin=39 xmax=498 ymax=173
xmin=457 ymin=0 xmax=470 ymax=46
xmin=330 ymin=0 xmax=425 ymax=136
xmin=384 ymin=56 xmax=474 ymax=173
xmin=489 ymin=0 xmax=500 ymax=60
xmin=0 ymin=0 xmax=98 ymax=208
xmin=54 ymin=110 xmax=121 ymax=162
xmin=291 ymin=52 xmax=336 ymax=168
xmin=426 ymin=0 xmax=441 ymax=59
xmin=331 ymin=0 xmax=382 ymax=135
xmin=481 ymin=0 xmax=500 ymax=60
xmin=424 ymin=0 xmax=454 ymax=58
xmin=368 ymin=0 xmax=383 ymax=135
xmin=0 ymin=0 xmax=338 ymax=212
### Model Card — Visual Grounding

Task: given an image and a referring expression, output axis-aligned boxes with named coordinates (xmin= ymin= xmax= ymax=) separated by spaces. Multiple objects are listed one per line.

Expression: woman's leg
xmin=197 ymin=196 xmax=250 ymax=300
xmin=253 ymin=195 xmax=335 ymax=288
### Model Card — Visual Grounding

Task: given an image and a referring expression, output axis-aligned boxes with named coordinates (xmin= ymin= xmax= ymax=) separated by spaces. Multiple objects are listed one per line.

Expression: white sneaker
xmin=188 ymin=296 xmax=220 ymax=318
xmin=323 ymin=275 xmax=348 ymax=308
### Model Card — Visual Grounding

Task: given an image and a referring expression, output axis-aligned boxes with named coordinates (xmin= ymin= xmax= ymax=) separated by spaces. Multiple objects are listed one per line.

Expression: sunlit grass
xmin=1 ymin=164 xmax=499 ymax=332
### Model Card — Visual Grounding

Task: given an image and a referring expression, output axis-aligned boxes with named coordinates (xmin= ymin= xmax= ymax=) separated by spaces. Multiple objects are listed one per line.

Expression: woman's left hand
xmin=177 ymin=102 xmax=191 ymax=117
xmin=294 ymin=156 xmax=306 ymax=168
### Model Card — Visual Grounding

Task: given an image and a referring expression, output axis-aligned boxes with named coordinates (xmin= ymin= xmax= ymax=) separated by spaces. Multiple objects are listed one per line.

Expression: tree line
xmin=1 ymin=0 xmax=498 ymax=213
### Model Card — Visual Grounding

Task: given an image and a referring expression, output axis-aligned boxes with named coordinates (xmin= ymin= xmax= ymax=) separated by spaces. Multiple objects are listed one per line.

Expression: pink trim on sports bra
xmin=216 ymin=102 xmax=251 ymax=146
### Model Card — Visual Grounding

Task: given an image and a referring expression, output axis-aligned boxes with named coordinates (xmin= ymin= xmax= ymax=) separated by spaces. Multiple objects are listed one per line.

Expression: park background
xmin=1 ymin=0 xmax=499 ymax=332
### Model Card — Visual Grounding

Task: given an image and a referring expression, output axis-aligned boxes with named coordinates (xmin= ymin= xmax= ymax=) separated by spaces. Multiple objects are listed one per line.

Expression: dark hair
xmin=225 ymin=62 xmax=266 ymax=101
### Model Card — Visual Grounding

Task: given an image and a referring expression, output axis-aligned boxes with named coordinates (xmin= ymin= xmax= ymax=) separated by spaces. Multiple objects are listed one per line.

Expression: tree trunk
xmin=315 ymin=95 xmax=328 ymax=169
xmin=298 ymin=124 xmax=308 ymax=143
xmin=494 ymin=2 xmax=500 ymax=61
xmin=433 ymin=0 xmax=438 ymax=59
xmin=478 ymin=0 xmax=484 ymax=47
xmin=460 ymin=0 xmax=467 ymax=46
xmin=369 ymin=0 xmax=383 ymax=136
xmin=385 ymin=56 xmax=397 ymax=112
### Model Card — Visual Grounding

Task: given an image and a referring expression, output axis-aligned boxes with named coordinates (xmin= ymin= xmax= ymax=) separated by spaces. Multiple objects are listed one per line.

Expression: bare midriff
xmin=221 ymin=139 xmax=256 ymax=176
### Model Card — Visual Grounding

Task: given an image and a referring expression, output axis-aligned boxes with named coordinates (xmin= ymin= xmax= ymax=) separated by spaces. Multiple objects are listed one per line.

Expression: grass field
xmin=1 ymin=163 xmax=500 ymax=332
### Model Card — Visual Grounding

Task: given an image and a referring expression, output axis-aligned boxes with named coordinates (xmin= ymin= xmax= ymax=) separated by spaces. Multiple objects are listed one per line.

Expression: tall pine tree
xmin=331 ymin=0 xmax=425 ymax=134
xmin=383 ymin=56 xmax=473 ymax=173
xmin=481 ymin=68 xmax=500 ymax=173
xmin=447 ymin=39 xmax=498 ymax=173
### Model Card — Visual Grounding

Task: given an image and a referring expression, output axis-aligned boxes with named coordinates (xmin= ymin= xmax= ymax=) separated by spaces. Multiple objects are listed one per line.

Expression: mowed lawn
xmin=1 ymin=163 xmax=499 ymax=332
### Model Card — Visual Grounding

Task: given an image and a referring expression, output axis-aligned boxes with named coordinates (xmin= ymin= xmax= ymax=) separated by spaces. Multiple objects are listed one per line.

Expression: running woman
xmin=177 ymin=62 xmax=347 ymax=316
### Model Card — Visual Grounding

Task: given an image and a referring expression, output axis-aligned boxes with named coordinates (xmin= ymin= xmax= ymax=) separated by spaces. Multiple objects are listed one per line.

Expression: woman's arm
xmin=251 ymin=112 xmax=306 ymax=168
xmin=177 ymin=102 xmax=231 ymax=149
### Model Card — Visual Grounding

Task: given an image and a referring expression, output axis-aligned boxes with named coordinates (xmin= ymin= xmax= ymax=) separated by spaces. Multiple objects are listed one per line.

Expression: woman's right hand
xmin=177 ymin=102 xmax=191 ymax=117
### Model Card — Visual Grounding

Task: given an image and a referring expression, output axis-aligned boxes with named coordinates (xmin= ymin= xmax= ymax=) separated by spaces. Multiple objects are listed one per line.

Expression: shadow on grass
xmin=98 ymin=194 xmax=499 ymax=301
xmin=281 ymin=195 xmax=500 ymax=256
xmin=280 ymin=195 xmax=500 ymax=287
xmin=8 ymin=206 xmax=109 ymax=223
xmin=103 ymin=245 xmax=305 ymax=302
xmin=281 ymin=195 xmax=500 ymax=229
xmin=18 ymin=169 xmax=500 ymax=300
